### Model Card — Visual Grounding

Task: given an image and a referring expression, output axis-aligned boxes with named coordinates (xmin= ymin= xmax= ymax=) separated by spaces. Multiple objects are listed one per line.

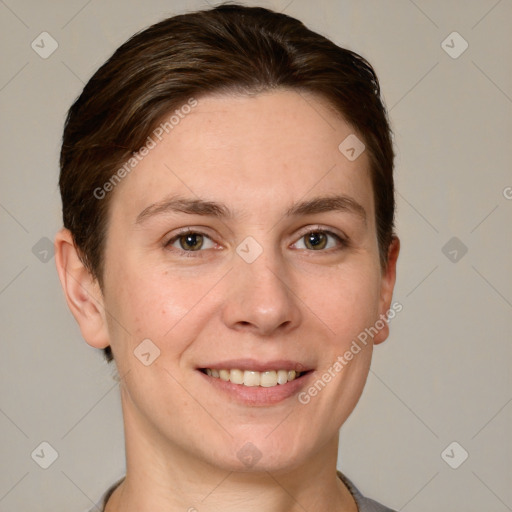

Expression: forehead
xmin=108 ymin=89 xmax=375 ymax=225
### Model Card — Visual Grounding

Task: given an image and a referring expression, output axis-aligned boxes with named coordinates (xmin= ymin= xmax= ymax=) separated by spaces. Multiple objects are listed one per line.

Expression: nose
xmin=221 ymin=247 xmax=302 ymax=337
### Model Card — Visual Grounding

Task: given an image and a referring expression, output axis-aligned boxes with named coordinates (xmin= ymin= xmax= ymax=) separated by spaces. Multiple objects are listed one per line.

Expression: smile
xmin=200 ymin=368 xmax=305 ymax=387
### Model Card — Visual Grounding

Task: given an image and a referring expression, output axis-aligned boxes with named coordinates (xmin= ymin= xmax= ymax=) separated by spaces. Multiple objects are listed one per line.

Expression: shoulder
xmin=337 ymin=471 xmax=397 ymax=512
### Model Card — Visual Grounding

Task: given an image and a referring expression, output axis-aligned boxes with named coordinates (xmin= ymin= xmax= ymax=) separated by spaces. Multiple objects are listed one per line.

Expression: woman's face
xmin=98 ymin=90 xmax=398 ymax=472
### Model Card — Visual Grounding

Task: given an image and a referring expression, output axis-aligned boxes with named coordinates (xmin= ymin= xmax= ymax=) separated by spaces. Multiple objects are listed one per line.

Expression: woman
xmin=55 ymin=4 xmax=400 ymax=510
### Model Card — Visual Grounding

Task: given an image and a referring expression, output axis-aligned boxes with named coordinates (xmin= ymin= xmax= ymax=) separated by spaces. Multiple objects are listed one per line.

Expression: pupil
xmin=307 ymin=232 xmax=326 ymax=250
xmin=181 ymin=233 xmax=203 ymax=250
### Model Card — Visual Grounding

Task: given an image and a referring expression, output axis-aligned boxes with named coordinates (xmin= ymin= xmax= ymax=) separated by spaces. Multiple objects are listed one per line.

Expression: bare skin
xmin=55 ymin=89 xmax=399 ymax=511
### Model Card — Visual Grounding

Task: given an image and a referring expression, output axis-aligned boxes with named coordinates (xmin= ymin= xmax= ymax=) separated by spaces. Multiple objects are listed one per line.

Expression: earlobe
xmin=373 ymin=236 xmax=400 ymax=345
xmin=54 ymin=228 xmax=110 ymax=349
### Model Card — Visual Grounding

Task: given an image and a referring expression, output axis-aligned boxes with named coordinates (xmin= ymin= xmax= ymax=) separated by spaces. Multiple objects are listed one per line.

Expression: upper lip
xmin=198 ymin=359 xmax=312 ymax=373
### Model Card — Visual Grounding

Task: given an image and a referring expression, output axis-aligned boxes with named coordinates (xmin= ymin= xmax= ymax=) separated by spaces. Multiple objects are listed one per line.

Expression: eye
xmin=166 ymin=231 xmax=216 ymax=252
xmin=293 ymin=230 xmax=345 ymax=251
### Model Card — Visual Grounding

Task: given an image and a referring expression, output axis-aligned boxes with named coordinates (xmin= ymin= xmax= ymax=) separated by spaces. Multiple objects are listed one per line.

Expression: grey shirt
xmin=90 ymin=472 xmax=396 ymax=511
xmin=338 ymin=472 xmax=397 ymax=512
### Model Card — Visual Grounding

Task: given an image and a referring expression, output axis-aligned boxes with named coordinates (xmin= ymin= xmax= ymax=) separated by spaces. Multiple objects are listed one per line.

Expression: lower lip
xmin=198 ymin=370 xmax=313 ymax=406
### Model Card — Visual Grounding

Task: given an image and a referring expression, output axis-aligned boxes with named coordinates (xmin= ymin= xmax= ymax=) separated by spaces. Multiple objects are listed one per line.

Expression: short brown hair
xmin=59 ymin=2 xmax=396 ymax=363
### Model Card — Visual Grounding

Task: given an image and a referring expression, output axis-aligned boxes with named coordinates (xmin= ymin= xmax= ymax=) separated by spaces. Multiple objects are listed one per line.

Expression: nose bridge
xmin=221 ymin=236 xmax=301 ymax=335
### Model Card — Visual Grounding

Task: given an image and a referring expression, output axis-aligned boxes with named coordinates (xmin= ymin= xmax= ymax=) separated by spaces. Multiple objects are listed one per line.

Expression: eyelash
xmin=164 ymin=227 xmax=348 ymax=257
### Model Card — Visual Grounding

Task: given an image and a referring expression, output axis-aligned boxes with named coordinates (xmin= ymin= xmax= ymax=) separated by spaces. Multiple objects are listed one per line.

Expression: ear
xmin=373 ymin=236 xmax=400 ymax=345
xmin=54 ymin=228 xmax=110 ymax=349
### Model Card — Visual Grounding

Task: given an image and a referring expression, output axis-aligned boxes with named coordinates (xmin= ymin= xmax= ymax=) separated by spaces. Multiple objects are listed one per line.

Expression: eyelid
xmin=164 ymin=226 xmax=216 ymax=241
xmin=163 ymin=224 xmax=349 ymax=255
xmin=288 ymin=227 xmax=348 ymax=254
xmin=164 ymin=227 xmax=220 ymax=252
xmin=292 ymin=225 xmax=348 ymax=243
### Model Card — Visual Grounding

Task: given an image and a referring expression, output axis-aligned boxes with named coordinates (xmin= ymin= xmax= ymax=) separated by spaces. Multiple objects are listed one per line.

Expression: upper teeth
xmin=204 ymin=368 xmax=301 ymax=387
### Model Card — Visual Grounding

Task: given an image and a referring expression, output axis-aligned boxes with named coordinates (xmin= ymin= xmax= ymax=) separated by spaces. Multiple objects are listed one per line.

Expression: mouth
xmin=199 ymin=368 xmax=310 ymax=388
xmin=196 ymin=359 xmax=314 ymax=405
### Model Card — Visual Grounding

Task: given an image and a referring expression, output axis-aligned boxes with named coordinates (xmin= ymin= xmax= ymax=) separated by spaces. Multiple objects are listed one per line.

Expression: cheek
xmin=308 ymin=263 xmax=382 ymax=345
xmin=306 ymin=267 xmax=381 ymax=421
xmin=105 ymin=264 xmax=221 ymax=361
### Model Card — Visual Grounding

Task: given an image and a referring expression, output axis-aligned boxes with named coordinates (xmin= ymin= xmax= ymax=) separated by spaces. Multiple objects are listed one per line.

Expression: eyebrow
xmin=135 ymin=194 xmax=367 ymax=225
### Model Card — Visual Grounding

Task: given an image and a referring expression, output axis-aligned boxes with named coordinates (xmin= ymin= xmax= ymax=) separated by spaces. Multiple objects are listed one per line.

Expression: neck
xmin=105 ymin=386 xmax=357 ymax=512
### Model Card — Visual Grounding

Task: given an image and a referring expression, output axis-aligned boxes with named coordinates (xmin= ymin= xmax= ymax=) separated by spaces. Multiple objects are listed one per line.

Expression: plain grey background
xmin=1 ymin=0 xmax=511 ymax=510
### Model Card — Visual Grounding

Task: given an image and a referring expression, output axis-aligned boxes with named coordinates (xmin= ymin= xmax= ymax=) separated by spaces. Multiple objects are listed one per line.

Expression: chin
xmin=203 ymin=434 xmax=312 ymax=475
